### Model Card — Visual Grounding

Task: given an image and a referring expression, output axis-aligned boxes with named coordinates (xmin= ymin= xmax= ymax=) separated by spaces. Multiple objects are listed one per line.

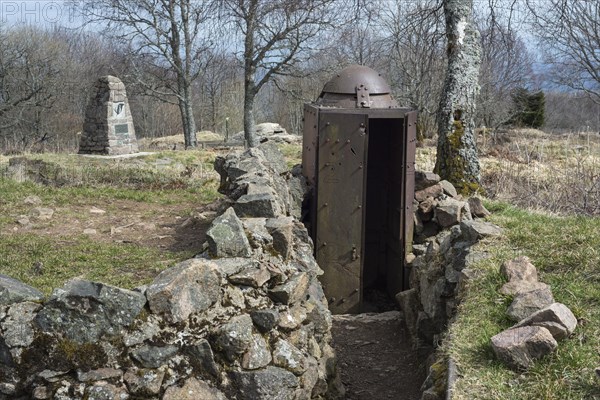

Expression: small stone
xmin=435 ymin=198 xmax=464 ymax=227
xmin=414 ymin=171 xmax=441 ymax=191
xmin=439 ymin=180 xmax=458 ymax=198
xmin=272 ymin=339 xmax=306 ymax=375
xmin=223 ymin=285 xmax=246 ymax=309
xmin=185 ymin=339 xmax=220 ymax=378
xmin=84 ymin=382 xmax=128 ymax=400
xmin=415 ymin=184 xmax=443 ymax=202
xmin=206 ymin=207 xmax=252 ymax=257
xmin=395 ymin=289 xmax=419 ymax=340
xmin=0 ymin=274 xmax=44 ymax=305
xmin=77 ymin=368 xmax=123 ymax=382
xmin=491 ymin=326 xmax=557 ymax=370
xmin=250 ymin=309 xmax=279 ymax=333
xmin=1 ymin=301 xmax=40 ymax=347
xmin=30 ymin=207 xmax=54 ymax=221
xmin=214 ymin=314 xmax=254 ymax=361
xmin=213 ymin=257 xmax=257 ymax=277
xmin=501 ymin=256 xmax=538 ymax=282
xmin=83 ymin=228 xmax=97 ymax=235
xmin=231 ymin=366 xmax=298 ymax=400
xmin=269 ymin=272 xmax=309 ymax=305
xmin=234 ymin=191 xmax=281 ymax=218
xmin=468 ymin=197 xmax=491 ymax=218
xmin=266 ymin=217 xmax=294 ymax=259
xmin=163 ymin=377 xmax=227 ymax=400
xmin=499 ymin=281 xmax=549 ymax=296
xmin=507 ymin=287 xmax=555 ymax=322
xmin=23 ymin=195 xmax=42 ymax=205
xmin=513 ymin=302 xmax=578 ymax=340
xmin=38 ymin=370 xmax=69 ymax=383
xmin=131 ymin=344 xmax=178 ymax=368
xmin=146 ymin=258 xmax=221 ymax=323
xmin=0 ymin=383 xmax=16 ymax=395
xmin=242 ymin=334 xmax=272 ymax=370
xmin=123 ymin=368 xmax=165 ymax=396
xmin=418 ymin=197 xmax=437 ymax=221
xmin=16 ymin=215 xmax=30 ymax=225
xmin=89 ymin=207 xmax=106 ymax=214
xmin=242 ymin=218 xmax=273 ymax=248
xmin=229 ymin=266 xmax=271 ymax=288
xmin=460 ymin=220 xmax=503 ymax=243
xmin=32 ymin=386 xmax=50 ymax=399
xmin=278 ymin=305 xmax=308 ymax=330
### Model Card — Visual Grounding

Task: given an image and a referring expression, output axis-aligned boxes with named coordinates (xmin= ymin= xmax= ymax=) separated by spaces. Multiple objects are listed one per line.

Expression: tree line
xmin=0 ymin=0 xmax=597 ymax=154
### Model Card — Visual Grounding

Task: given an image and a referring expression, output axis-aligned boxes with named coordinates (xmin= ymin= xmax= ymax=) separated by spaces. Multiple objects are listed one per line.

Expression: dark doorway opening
xmin=363 ymin=118 xmax=405 ymax=311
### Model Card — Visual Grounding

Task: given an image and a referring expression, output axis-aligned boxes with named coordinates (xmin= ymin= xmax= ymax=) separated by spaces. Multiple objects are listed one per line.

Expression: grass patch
xmin=277 ymin=142 xmax=302 ymax=168
xmin=0 ymin=233 xmax=192 ymax=295
xmin=449 ymin=201 xmax=600 ymax=400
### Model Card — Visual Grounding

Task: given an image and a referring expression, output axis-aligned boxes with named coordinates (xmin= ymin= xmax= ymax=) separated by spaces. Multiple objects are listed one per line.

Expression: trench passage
xmin=363 ymin=118 xmax=405 ymax=311
xmin=332 ymin=311 xmax=426 ymax=399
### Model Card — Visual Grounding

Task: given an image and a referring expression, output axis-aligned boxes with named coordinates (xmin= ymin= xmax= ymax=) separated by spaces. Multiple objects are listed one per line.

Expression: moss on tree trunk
xmin=435 ymin=0 xmax=483 ymax=195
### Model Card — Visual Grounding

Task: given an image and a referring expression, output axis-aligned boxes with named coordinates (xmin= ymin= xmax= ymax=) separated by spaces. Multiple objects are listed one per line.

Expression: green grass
xmin=277 ymin=142 xmax=302 ymax=168
xmin=0 ymin=150 xmax=223 ymax=293
xmin=449 ymin=201 xmax=600 ymax=400
xmin=0 ymin=233 xmax=193 ymax=295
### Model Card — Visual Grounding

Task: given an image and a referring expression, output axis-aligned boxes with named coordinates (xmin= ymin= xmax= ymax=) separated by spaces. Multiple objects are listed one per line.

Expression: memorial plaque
xmin=115 ymin=124 xmax=129 ymax=134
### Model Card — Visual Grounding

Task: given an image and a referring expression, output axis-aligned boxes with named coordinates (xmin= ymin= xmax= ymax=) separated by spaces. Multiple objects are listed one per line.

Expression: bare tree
xmin=477 ymin=24 xmax=533 ymax=130
xmin=80 ymin=0 xmax=216 ymax=148
xmin=381 ymin=0 xmax=447 ymax=139
xmin=435 ymin=0 xmax=483 ymax=194
xmin=0 ymin=27 xmax=62 ymax=151
xmin=527 ymin=0 xmax=600 ymax=103
xmin=221 ymin=0 xmax=338 ymax=147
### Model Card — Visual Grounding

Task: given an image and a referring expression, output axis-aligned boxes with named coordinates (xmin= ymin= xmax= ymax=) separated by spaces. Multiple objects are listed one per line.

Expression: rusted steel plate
xmin=316 ymin=112 xmax=367 ymax=314
xmin=302 ymin=104 xmax=319 ymax=189
xmin=403 ymin=111 xmax=417 ymax=259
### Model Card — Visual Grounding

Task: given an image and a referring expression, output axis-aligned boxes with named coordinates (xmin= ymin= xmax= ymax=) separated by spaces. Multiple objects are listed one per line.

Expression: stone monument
xmin=78 ymin=76 xmax=139 ymax=155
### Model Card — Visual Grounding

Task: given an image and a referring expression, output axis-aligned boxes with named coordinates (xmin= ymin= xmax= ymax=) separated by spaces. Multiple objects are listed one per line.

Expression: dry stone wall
xmin=0 ymin=142 xmax=342 ymax=400
xmin=398 ymin=172 xmax=503 ymax=349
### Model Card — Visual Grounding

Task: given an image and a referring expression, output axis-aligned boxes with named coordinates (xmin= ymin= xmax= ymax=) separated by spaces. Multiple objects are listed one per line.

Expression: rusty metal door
xmin=316 ymin=112 xmax=367 ymax=314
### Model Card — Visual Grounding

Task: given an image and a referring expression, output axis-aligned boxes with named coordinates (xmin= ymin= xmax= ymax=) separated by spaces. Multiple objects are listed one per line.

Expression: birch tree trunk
xmin=435 ymin=0 xmax=482 ymax=194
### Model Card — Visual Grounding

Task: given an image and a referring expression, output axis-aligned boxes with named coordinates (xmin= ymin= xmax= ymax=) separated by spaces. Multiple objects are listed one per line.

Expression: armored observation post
xmin=302 ymin=65 xmax=417 ymax=314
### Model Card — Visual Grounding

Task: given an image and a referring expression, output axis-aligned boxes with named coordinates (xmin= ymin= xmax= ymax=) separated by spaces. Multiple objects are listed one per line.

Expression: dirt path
xmin=332 ymin=311 xmax=426 ymax=400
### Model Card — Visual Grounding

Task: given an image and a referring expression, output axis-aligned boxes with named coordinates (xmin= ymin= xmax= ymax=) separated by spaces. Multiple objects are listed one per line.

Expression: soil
xmin=4 ymin=197 xmax=230 ymax=255
xmin=332 ymin=311 xmax=427 ymax=400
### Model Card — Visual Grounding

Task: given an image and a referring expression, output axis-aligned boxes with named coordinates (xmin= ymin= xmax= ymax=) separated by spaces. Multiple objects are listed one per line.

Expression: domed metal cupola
xmin=316 ymin=65 xmax=398 ymax=109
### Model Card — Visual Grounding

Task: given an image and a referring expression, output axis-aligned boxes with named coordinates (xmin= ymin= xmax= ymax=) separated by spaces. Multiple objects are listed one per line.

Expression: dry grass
xmin=138 ymin=131 xmax=224 ymax=150
xmin=416 ymin=129 xmax=600 ymax=216
xmin=480 ymin=129 xmax=600 ymax=215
